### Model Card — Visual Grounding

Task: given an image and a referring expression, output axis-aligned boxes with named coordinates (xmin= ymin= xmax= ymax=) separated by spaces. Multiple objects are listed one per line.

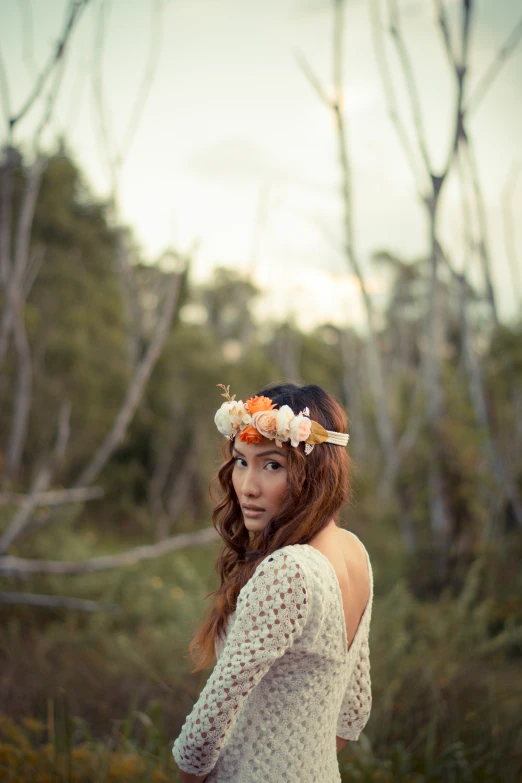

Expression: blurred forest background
xmin=1 ymin=0 xmax=522 ymax=781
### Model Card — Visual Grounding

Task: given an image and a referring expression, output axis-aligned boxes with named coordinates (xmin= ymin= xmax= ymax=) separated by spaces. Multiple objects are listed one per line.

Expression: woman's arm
xmin=172 ymin=550 xmax=309 ymax=777
xmin=336 ymin=735 xmax=348 ymax=753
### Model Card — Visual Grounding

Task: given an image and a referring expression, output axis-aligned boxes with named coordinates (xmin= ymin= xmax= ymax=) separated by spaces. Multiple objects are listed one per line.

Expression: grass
xmin=1 ymin=519 xmax=521 ymax=781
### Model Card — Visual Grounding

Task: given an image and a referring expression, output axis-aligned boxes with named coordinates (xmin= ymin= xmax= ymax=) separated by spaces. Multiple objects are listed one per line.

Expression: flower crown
xmin=214 ymin=384 xmax=349 ymax=456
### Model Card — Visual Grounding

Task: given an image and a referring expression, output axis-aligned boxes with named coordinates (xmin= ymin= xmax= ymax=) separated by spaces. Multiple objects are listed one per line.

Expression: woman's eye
xmin=234 ymin=457 xmax=246 ymax=467
xmin=266 ymin=461 xmax=282 ymax=471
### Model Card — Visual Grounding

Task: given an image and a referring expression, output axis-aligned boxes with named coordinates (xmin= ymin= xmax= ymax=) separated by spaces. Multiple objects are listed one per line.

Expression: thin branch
xmin=460 ymin=133 xmax=498 ymax=322
xmin=387 ymin=0 xmax=432 ymax=175
xmin=456 ymin=142 xmax=474 ymax=278
xmin=118 ymin=0 xmax=165 ymax=163
xmin=0 ymin=471 xmax=50 ymax=555
xmin=76 ymin=268 xmax=183 ymax=486
xmin=0 ymin=526 xmax=221 ymax=579
xmin=65 ymin=57 xmax=89 ymax=138
xmin=0 ymin=156 xmax=45 ymax=363
xmin=33 ymin=51 xmax=68 ymax=151
xmin=439 ymin=0 xmax=472 ymax=182
xmin=0 ymin=147 xmax=15 ymax=288
xmin=455 ymin=266 xmax=522 ymax=530
xmin=433 ymin=0 xmax=457 ymax=65
xmin=368 ymin=0 xmax=426 ymax=195
xmin=293 ymin=50 xmax=331 ymax=107
xmin=14 ymin=157 xmax=45 ymax=287
xmin=92 ymin=0 xmax=167 ymax=209
xmin=18 ymin=0 xmax=39 ymax=81
xmin=0 ymin=592 xmax=119 ymax=612
xmin=92 ymin=0 xmax=117 ymax=196
xmin=22 ymin=245 xmax=46 ymax=299
xmin=10 ymin=0 xmax=90 ymax=131
xmin=0 ymin=486 xmax=104 ymax=507
xmin=4 ymin=290 xmax=33 ymax=478
xmin=297 ymin=0 xmax=396 ymax=467
xmin=0 ymin=46 xmax=11 ymax=135
xmin=467 ymin=12 xmax=522 ymax=114
xmin=461 ymin=0 xmax=473 ymax=65
xmin=0 ymin=402 xmax=71 ymax=554
xmin=501 ymin=163 xmax=521 ymax=311
xmin=332 ymin=0 xmax=344 ymax=108
xmin=432 ymin=0 xmax=496 ymax=319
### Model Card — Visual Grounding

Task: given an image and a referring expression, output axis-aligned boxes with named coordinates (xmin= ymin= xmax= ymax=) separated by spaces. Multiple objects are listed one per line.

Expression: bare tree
xmin=0 ymin=1 xmax=211 ymax=611
xmin=91 ymin=0 xmax=168 ymax=372
xmin=368 ymin=0 xmax=522 ymax=565
xmin=0 ymin=2 xmax=90 ymax=479
xmin=295 ymin=0 xmax=396 ymax=472
xmin=295 ymin=0 xmax=424 ymax=551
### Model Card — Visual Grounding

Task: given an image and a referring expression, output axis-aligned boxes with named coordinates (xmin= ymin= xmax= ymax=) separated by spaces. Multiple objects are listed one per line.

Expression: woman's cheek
xmin=231 ymin=469 xmax=241 ymax=496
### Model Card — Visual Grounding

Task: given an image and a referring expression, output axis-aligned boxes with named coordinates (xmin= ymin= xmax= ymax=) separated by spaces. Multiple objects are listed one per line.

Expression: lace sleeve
xmin=172 ymin=548 xmax=309 ymax=776
xmin=336 ymin=636 xmax=372 ymax=741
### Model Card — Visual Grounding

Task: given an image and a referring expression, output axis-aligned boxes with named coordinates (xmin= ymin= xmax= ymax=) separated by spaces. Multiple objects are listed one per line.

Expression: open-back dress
xmin=172 ymin=528 xmax=373 ymax=782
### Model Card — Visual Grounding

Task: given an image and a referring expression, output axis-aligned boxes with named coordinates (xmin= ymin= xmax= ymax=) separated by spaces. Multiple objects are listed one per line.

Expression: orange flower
xmin=245 ymin=395 xmax=276 ymax=414
xmin=238 ymin=425 xmax=263 ymax=444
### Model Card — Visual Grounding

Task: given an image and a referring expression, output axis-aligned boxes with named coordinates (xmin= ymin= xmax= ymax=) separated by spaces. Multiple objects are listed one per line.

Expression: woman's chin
xmin=243 ymin=516 xmax=267 ymax=530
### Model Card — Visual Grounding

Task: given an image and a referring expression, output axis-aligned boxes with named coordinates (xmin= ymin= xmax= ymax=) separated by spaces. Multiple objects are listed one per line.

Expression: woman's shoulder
xmin=237 ymin=546 xmax=309 ymax=604
xmin=249 ymin=545 xmax=308 ymax=583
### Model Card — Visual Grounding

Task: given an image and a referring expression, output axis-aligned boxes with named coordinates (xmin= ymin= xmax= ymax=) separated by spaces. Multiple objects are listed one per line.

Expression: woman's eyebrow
xmin=232 ymin=447 xmax=286 ymax=460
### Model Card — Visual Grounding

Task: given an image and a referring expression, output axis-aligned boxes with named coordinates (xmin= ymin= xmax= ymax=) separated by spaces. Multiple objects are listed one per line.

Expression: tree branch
xmin=0 ymin=156 xmax=45 ymax=362
xmin=368 ymin=0 xmax=426 ymax=196
xmin=18 ymin=0 xmax=39 ymax=81
xmin=433 ymin=0 xmax=457 ymax=66
xmin=76 ymin=268 xmax=183 ymax=486
xmin=119 ymin=0 xmax=166 ymax=163
xmin=460 ymin=133 xmax=498 ymax=322
xmin=0 ymin=486 xmax=104 ymax=507
xmin=0 ymin=526 xmax=220 ymax=579
xmin=4 ymin=289 xmax=33 ymax=479
xmin=0 ymin=46 xmax=11 ymax=136
xmin=92 ymin=0 xmax=117 ymax=195
xmin=467 ymin=12 xmax=522 ymax=114
xmin=0 ymin=402 xmax=71 ymax=554
xmin=9 ymin=0 xmax=90 ymax=132
xmin=501 ymin=162 xmax=521 ymax=311
xmin=0 ymin=592 xmax=119 ymax=612
xmin=387 ymin=0 xmax=432 ymax=175
xmin=296 ymin=9 xmax=397 ymax=466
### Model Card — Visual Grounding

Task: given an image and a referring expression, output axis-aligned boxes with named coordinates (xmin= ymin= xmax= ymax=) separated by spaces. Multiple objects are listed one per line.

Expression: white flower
xmin=289 ymin=415 xmax=312 ymax=447
xmin=214 ymin=400 xmax=250 ymax=437
xmin=275 ymin=405 xmax=295 ymax=445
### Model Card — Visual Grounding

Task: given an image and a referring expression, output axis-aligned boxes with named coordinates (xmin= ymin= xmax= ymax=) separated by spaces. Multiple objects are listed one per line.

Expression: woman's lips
xmin=242 ymin=505 xmax=265 ymax=519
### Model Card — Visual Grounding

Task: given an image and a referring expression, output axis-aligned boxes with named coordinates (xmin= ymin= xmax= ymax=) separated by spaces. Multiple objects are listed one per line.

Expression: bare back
xmin=308 ymin=525 xmax=370 ymax=649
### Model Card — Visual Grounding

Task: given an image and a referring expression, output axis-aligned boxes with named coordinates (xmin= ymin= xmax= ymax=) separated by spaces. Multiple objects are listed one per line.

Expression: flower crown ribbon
xmin=214 ymin=384 xmax=349 ymax=456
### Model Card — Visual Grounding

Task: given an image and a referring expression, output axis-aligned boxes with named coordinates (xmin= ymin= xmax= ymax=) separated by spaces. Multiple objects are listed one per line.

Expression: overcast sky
xmin=2 ymin=0 xmax=521 ymax=329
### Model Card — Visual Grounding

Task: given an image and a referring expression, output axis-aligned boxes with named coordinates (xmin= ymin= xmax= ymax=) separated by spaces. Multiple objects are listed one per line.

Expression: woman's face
xmin=231 ymin=437 xmax=289 ymax=532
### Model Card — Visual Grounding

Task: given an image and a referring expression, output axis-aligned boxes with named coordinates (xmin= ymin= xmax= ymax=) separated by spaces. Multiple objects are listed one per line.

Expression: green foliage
xmin=2 ymin=144 xmax=522 ymax=781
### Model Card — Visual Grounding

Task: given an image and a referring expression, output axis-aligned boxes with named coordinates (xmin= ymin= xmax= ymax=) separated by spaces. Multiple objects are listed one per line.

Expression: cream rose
xmin=289 ymin=415 xmax=312 ymax=447
xmin=251 ymin=410 xmax=278 ymax=440
xmin=274 ymin=405 xmax=295 ymax=445
xmin=214 ymin=400 xmax=250 ymax=437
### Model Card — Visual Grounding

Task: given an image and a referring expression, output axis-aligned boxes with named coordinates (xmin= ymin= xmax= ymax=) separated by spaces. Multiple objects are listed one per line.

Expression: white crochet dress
xmin=172 ymin=529 xmax=373 ymax=783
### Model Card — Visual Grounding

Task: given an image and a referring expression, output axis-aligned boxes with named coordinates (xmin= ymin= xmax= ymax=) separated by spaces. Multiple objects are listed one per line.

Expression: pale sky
xmin=1 ymin=0 xmax=521 ymax=330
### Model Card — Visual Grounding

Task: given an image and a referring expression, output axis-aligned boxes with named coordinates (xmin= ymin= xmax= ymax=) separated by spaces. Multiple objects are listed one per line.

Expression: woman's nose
xmin=241 ymin=467 xmax=261 ymax=498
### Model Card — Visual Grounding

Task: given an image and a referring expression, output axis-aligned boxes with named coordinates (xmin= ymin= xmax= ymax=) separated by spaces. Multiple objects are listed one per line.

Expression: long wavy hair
xmin=188 ymin=382 xmax=353 ymax=672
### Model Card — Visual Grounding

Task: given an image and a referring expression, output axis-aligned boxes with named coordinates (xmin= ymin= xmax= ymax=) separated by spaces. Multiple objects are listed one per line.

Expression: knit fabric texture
xmin=172 ymin=529 xmax=373 ymax=783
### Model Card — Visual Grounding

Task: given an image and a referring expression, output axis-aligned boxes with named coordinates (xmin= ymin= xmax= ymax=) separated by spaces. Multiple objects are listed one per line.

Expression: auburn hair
xmin=187 ymin=382 xmax=353 ymax=672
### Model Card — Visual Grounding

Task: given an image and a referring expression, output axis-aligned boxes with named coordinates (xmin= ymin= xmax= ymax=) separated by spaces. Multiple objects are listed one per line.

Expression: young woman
xmin=172 ymin=382 xmax=373 ymax=783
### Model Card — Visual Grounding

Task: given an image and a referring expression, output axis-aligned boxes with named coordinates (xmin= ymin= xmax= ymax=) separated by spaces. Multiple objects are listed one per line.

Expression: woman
xmin=172 ymin=382 xmax=373 ymax=783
